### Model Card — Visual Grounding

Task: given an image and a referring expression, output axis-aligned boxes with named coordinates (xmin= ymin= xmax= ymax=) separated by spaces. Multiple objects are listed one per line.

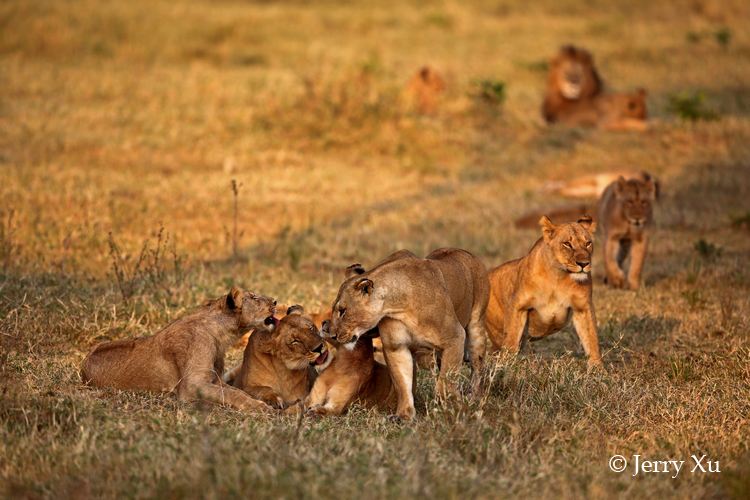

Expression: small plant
xmin=230 ymin=179 xmax=243 ymax=260
xmin=668 ymin=92 xmax=719 ymax=121
xmin=471 ymin=79 xmax=506 ymax=105
xmin=694 ymin=238 xmax=722 ymax=260
xmin=108 ymin=226 xmax=185 ymax=302
xmin=681 ymin=289 xmax=705 ymax=308
xmin=715 ymin=27 xmax=732 ymax=48
xmin=730 ymin=212 xmax=750 ymax=230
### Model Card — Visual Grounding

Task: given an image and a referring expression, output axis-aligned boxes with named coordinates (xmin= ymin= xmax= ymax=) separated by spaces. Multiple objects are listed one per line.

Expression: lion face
xmin=328 ymin=275 xmax=385 ymax=348
xmin=270 ymin=306 xmax=328 ymax=370
xmin=615 ymin=175 xmax=657 ymax=228
xmin=225 ymin=286 xmax=278 ymax=332
xmin=540 ymin=215 xmax=596 ymax=282
xmin=550 ymin=45 xmax=602 ymax=101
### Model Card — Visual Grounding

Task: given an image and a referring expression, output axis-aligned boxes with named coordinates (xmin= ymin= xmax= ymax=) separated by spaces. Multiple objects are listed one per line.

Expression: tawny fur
xmin=305 ymin=335 xmax=398 ymax=416
xmin=80 ymin=287 xmax=277 ymax=412
xmin=404 ymin=66 xmax=446 ymax=115
xmin=230 ymin=307 xmax=326 ymax=409
xmin=597 ymin=173 xmax=658 ymax=290
xmin=328 ymin=248 xmax=489 ymax=420
xmin=486 ymin=216 xmax=603 ymax=368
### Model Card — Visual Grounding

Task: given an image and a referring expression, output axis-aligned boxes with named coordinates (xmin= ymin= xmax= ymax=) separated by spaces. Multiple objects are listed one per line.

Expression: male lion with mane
xmin=81 ymin=286 xmax=277 ymax=412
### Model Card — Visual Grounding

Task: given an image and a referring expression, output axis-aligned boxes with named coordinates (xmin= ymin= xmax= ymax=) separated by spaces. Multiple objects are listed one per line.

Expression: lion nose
xmin=272 ymin=300 xmax=277 ymax=306
xmin=576 ymin=261 xmax=589 ymax=268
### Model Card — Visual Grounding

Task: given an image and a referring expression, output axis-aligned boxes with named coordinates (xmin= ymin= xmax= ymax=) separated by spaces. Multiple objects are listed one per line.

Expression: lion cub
xmin=597 ymin=173 xmax=658 ymax=290
xmin=486 ymin=216 xmax=603 ymax=368
xmin=304 ymin=323 xmax=397 ymax=416
xmin=81 ymin=286 xmax=277 ymax=412
xmin=231 ymin=305 xmax=327 ymax=409
xmin=327 ymin=248 xmax=489 ymax=420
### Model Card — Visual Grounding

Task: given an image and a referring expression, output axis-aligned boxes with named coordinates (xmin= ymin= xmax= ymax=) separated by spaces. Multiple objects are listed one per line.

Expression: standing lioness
xmin=81 ymin=286 xmax=277 ymax=412
xmin=327 ymin=248 xmax=489 ymax=420
xmin=486 ymin=216 xmax=603 ymax=368
xmin=597 ymin=173 xmax=658 ymax=289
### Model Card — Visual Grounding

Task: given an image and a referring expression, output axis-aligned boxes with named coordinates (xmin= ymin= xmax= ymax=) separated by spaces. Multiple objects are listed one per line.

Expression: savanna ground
xmin=1 ymin=0 xmax=750 ymax=498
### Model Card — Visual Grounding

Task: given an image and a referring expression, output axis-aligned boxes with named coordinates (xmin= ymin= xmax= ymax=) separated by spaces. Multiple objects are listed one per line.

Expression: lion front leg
xmin=604 ymin=237 xmax=626 ymax=288
xmin=571 ymin=305 xmax=603 ymax=370
xmin=627 ymin=236 xmax=648 ymax=290
xmin=501 ymin=306 xmax=528 ymax=354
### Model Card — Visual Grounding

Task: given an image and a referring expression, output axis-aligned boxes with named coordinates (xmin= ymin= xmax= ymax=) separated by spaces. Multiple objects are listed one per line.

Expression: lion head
xmin=614 ymin=173 xmax=657 ymax=228
xmin=327 ymin=264 xmax=385 ymax=348
xmin=223 ymin=286 xmax=278 ymax=333
xmin=540 ymin=215 xmax=597 ymax=282
xmin=548 ymin=45 xmax=602 ymax=101
xmin=262 ymin=306 xmax=328 ymax=370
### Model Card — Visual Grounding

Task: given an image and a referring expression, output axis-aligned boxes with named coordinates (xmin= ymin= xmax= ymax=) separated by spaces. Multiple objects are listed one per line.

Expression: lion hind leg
xmin=80 ymin=338 xmax=138 ymax=388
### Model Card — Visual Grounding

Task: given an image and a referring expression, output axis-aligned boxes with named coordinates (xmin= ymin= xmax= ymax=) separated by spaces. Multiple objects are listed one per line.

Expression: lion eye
xmin=290 ymin=340 xmax=301 ymax=346
xmin=338 ymin=307 xmax=346 ymax=318
xmin=563 ymin=242 xmax=573 ymax=249
xmin=586 ymin=241 xmax=592 ymax=247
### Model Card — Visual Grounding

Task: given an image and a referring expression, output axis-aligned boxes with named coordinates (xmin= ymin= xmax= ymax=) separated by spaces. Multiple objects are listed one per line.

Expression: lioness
xmin=542 ymin=45 xmax=603 ymax=123
xmin=563 ymin=88 xmax=649 ymax=131
xmin=231 ymin=305 xmax=328 ymax=408
xmin=80 ymin=286 xmax=277 ymax=412
xmin=327 ymin=248 xmax=489 ymax=420
xmin=597 ymin=173 xmax=658 ymax=290
xmin=304 ymin=322 xmax=397 ymax=416
xmin=486 ymin=216 xmax=603 ymax=368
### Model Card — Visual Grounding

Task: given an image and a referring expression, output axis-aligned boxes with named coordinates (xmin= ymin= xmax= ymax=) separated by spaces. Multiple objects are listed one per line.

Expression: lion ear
xmin=641 ymin=172 xmax=659 ymax=201
xmin=354 ymin=277 xmax=374 ymax=296
xmin=286 ymin=305 xmax=304 ymax=316
xmin=226 ymin=286 xmax=243 ymax=310
xmin=539 ymin=215 xmax=556 ymax=242
xmin=614 ymin=176 xmax=627 ymax=198
xmin=577 ymin=215 xmax=596 ymax=234
xmin=345 ymin=263 xmax=366 ymax=278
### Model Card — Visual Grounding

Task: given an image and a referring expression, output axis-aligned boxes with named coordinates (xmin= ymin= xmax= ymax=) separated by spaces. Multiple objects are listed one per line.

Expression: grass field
xmin=2 ymin=0 xmax=750 ymax=498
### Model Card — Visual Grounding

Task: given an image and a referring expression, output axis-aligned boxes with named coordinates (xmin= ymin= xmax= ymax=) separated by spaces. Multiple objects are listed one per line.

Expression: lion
xmin=404 ymin=65 xmax=446 ymax=115
xmin=563 ymin=88 xmax=649 ymax=131
xmin=597 ymin=173 xmax=658 ymax=290
xmin=542 ymin=45 xmax=603 ymax=123
xmin=229 ymin=305 xmax=328 ymax=409
xmin=80 ymin=286 xmax=277 ymax=412
xmin=304 ymin=322 xmax=397 ymax=416
xmin=327 ymin=248 xmax=489 ymax=420
xmin=542 ymin=45 xmax=648 ymax=131
xmin=486 ymin=216 xmax=603 ymax=368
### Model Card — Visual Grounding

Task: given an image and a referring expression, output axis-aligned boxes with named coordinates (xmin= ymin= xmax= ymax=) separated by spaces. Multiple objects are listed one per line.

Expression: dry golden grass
xmin=1 ymin=0 xmax=750 ymax=498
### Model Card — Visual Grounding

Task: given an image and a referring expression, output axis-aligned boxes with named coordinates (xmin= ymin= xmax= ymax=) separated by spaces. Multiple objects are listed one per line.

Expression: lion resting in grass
xmin=405 ymin=66 xmax=446 ymax=115
xmin=542 ymin=45 xmax=648 ymax=131
xmin=81 ymin=287 xmax=277 ymax=412
xmin=597 ymin=173 xmax=658 ymax=290
xmin=327 ymin=248 xmax=489 ymax=420
xmin=228 ymin=305 xmax=328 ymax=409
xmin=542 ymin=45 xmax=602 ymax=123
xmin=486 ymin=216 xmax=603 ymax=368
xmin=304 ymin=324 xmax=397 ymax=416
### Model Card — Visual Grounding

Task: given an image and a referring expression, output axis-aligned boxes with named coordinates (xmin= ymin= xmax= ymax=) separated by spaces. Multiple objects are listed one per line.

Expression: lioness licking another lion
xmin=81 ymin=286 xmax=278 ymax=412
xmin=486 ymin=216 xmax=603 ymax=369
xmin=327 ymin=248 xmax=489 ymax=420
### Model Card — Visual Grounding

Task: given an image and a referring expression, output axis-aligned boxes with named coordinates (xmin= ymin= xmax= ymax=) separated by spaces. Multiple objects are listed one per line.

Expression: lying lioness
xmin=486 ymin=216 xmax=603 ymax=368
xmin=304 ymin=323 xmax=397 ymax=416
xmin=230 ymin=305 xmax=328 ymax=409
xmin=80 ymin=286 xmax=277 ymax=412
xmin=327 ymin=248 xmax=489 ymax=420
